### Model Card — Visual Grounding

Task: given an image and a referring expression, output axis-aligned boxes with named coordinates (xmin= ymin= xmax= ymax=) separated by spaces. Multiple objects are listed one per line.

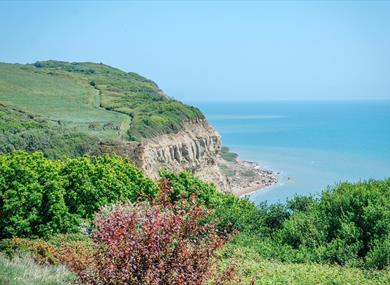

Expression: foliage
xmin=275 ymin=179 xmax=390 ymax=269
xmin=161 ymin=172 xmax=390 ymax=269
xmin=160 ymin=171 xmax=285 ymax=236
xmin=205 ymin=179 xmax=390 ymax=270
xmin=0 ymin=148 xmax=389 ymax=280
xmin=160 ymin=171 xmax=219 ymax=205
xmin=60 ymin=181 xmax=229 ymax=285
xmin=0 ymin=105 xmax=100 ymax=158
xmin=0 ymin=234 xmax=92 ymax=267
xmin=0 ymin=238 xmax=59 ymax=265
xmin=0 ymin=152 xmax=157 ymax=238
xmin=0 ymin=253 xmax=76 ymax=285
xmin=212 ymin=235 xmax=390 ymax=285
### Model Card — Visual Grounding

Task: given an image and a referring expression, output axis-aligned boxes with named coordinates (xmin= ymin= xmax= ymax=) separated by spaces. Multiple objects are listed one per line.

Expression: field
xmin=0 ymin=63 xmax=128 ymax=140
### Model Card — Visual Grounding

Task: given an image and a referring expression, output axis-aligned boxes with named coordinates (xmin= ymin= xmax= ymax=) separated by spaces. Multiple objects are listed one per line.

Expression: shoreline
xmin=235 ymin=177 xmax=275 ymax=197
xmin=217 ymin=154 xmax=278 ymax=197
xmin=231 ymin=160 xmax=277 ymax=197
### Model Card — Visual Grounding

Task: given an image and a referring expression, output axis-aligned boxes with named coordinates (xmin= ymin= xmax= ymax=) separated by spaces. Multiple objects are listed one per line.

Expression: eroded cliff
xmin=102 ymin=120 xmax=232 ymax=192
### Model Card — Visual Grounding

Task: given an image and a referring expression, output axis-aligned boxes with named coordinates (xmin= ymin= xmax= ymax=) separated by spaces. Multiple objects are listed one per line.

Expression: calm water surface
xmin=194 ymin=101 xmax=390 ymax=204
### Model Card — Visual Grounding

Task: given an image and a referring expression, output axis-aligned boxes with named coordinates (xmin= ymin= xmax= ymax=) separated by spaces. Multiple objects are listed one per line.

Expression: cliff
xmin=100 ymin=120 xmax=232 ymax=192
xmin=100 ymin=119 xmax=277 ymax=194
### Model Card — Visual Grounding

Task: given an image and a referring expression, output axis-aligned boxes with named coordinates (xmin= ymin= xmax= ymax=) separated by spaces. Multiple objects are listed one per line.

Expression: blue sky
xmin=1 ymin=1 xmax=389 ymax=101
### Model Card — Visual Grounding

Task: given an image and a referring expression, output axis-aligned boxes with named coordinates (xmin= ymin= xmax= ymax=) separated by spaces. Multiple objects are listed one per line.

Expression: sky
xmin=1 ymin=1 xmax=390 ymax=102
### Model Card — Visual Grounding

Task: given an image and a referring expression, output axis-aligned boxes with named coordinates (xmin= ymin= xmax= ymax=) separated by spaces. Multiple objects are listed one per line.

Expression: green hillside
xmin=0 ymin=61 xmax=204 ymax=156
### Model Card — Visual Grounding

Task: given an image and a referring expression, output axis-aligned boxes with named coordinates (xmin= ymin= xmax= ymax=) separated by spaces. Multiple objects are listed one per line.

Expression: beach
xmin=217 ymin=155 xmax=277 ymax=197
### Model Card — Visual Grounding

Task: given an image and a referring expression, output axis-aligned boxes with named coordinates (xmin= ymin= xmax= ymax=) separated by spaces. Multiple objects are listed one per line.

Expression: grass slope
xmin=0 ymin=104 xmax=100 ymax=158
xmin=0 ymin=61 xmax=204 ymax=156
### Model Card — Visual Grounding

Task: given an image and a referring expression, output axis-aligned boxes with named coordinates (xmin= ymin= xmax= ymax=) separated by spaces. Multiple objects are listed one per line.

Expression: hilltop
xmin=0 ymin=60 xmax=203 ymax=142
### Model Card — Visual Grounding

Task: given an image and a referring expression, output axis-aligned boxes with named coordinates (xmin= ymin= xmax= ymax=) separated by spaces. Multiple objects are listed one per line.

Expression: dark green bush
xmin=160 ymin=171 xmax=268 ymax=235
xmin=241 ymin=179 xmax=390 ymax=269
xmin=0 ymin=152 xmax=157 ymax=238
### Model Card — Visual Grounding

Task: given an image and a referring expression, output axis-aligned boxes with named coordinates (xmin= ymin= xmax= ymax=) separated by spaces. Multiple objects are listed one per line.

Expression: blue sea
xmin=195 ymin=101 xmax=390 ymax=204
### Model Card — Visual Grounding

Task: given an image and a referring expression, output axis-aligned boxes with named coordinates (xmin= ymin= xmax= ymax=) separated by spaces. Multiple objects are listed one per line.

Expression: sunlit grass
xmin=0 ymin=254 xmax=76 ymax=285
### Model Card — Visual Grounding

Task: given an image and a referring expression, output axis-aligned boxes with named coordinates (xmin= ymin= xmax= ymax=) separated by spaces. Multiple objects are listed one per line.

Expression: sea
xmin=194 ymin=101 xmax=390 ymax=204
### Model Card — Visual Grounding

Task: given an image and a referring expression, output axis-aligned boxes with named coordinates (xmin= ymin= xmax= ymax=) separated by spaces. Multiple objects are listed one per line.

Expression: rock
xmin=101 ymin=120 xmax=232 ymax=192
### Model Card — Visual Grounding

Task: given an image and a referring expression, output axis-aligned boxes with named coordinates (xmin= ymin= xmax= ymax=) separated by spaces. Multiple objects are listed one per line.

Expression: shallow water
xmin=194 ymin=101 xmax=390 ymax=204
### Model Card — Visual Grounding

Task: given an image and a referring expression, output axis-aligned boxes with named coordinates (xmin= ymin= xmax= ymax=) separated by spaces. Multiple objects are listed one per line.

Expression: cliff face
xmin=105 ymin=120 xmax=231 ymax=192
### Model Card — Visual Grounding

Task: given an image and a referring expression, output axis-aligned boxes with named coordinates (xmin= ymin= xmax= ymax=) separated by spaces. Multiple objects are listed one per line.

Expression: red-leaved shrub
xmin=61 ymin=179 xmax=230 ymax=285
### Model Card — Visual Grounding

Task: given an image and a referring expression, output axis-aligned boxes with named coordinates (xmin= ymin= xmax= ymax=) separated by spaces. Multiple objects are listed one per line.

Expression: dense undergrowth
xmin=0 ymin=152 xmax=389 ymax=284
xmin=0 ymin=152 xmax=157 ymax=238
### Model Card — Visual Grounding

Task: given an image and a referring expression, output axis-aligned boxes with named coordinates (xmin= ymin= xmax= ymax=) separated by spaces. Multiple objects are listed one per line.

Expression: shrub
xmin=0 ymin=152 xmax=157 ymax=238
xmin=245 ymin=179 xmax=390 ymax=269
xmin=60 ymin=182 xmax=229 ymax=285
xmin=160 ymin=171 xmax=270 ymax=235
xmin=160 ymin=171 xmax=219 ymax=205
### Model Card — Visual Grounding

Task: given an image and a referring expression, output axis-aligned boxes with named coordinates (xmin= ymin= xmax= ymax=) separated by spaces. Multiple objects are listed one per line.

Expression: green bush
xmin=163 ymin=174 xmax=390 ymax=269
xmin=222 ymin=179 xmax=390 ymax=270
xmin=160 ymin=171 xmax=269 ymax=235
xmin=0 ymin=152 xmax=157 ymax=238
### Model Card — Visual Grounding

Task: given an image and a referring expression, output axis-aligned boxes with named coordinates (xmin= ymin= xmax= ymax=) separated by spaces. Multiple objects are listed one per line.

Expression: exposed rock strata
xmin=100 ymin=120 xmax=275 ymax=194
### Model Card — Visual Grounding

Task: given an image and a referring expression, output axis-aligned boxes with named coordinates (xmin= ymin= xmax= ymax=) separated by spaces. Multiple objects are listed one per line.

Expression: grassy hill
xmin=0 ymin=61 xmax=204 ymax=156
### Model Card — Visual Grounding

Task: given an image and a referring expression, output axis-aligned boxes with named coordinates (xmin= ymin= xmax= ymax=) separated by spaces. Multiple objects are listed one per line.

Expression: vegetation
xmin=213 ymin=242 xmax=390 ymax=285
xmin=59 ymin=181 xmax=228 ymax=285
xmin=160 ymin=171 xmax=390 ymax=270
xmin=0 ymin=254 xmax=76 ymax=285
xmin=220 ymin=146 xmax=238 ymax=162
xmin=0 ymin=152 xmax=157 ymax=238
xmin=0 ymin=105 xmax=100 ymax=158
xmin=0 ymin=152 xmax=389 ymax=284
xmin=0 ymin=61 xmax=204 ymax=151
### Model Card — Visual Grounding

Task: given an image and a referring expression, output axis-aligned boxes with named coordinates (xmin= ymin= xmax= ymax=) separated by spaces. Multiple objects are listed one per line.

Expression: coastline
xmin=217 ymin=154 xmax=277 ymax=197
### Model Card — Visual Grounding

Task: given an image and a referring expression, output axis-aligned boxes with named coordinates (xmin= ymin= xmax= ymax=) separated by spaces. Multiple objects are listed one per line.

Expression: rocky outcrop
xmin=103 ymin=120 xmax=231 ymax=192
